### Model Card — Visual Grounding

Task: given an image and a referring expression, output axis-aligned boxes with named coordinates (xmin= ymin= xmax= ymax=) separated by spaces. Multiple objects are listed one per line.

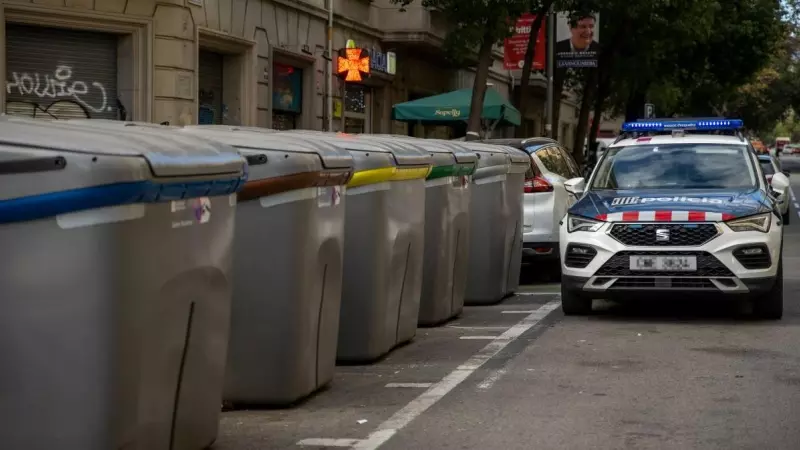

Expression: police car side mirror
xmin=564 ymin=177 xmax=586 ymax=196
xmin=770 ymin=172 xmax=790 ymax=196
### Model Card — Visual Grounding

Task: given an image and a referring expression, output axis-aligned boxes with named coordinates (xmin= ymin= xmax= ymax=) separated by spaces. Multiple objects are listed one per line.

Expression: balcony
xmin=373 ymin=0 xmax=449 ymax=49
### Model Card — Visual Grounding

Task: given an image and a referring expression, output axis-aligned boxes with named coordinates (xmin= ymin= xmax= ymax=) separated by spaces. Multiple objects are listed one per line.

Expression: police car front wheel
xmin=752 ymin=259 xmax=783 ymax=320
xmin=561 ymin=284 xmax=593 ymax=315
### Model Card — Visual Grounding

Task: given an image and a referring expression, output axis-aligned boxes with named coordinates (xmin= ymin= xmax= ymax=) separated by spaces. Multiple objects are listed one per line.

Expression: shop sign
xmin=370 ymin=48 xmax=397 ymax=75
xmin=337 ymin=40 xmax=370 ymax=82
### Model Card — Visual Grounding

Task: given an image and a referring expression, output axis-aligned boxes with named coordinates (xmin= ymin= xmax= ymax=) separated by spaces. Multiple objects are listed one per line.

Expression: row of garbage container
xmin=0 ymin=116 xmax=530 ymax=450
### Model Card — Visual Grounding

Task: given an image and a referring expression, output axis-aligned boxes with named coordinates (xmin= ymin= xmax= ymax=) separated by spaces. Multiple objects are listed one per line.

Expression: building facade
xmin=0 ymin=0 xmax=570 ymax=139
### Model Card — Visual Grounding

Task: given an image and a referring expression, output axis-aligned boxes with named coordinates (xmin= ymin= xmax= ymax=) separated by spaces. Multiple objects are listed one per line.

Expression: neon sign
xmin=337 ymin=46 xmax=370 ymax=82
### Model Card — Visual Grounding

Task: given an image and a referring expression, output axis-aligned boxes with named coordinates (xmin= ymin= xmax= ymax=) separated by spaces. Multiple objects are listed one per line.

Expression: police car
xmin=559 ymin=118 xmax=790 ymax=319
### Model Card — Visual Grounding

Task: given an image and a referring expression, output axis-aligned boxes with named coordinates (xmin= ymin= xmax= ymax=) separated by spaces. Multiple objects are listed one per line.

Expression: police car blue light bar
xmin=621 ymin=118 xmax=744 ymax=132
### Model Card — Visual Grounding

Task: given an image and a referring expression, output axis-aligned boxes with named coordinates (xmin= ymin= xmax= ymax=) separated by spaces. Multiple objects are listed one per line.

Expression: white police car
xmin=559 ymin=119 xmax=789 ymax=319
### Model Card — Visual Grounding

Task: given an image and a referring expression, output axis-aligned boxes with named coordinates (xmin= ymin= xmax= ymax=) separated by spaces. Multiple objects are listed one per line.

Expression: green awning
xmin=391 ymin=87 xmax=521 ymax=127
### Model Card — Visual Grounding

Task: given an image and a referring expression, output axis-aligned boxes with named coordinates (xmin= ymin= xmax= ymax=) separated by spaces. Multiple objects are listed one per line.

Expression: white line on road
xmin=446 ymin=325 xmax=509 ymax=331
xmin=385 ymin=383 xmax=433 ymax=388
xmin=477 ymin=368 xmax=507 ymax=390
xmin=793 ymin=187 xmax=800 ymax=220
xmin=350 ymin=300 xmax=562 ymax=450
xmin=502 ymin=310 xmax=537 ymax=314
xmin=297 ymin=438 xmax=363 ymax=447
xmin=459 ymin=335 xmax=500 ymax=340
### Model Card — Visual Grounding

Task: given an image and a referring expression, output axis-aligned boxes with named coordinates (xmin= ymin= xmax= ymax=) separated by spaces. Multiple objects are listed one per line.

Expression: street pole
xmin=545 ymin=5 xmax=555 ymax=138
xmin=326 ymin=0 xmax=334 ymax=132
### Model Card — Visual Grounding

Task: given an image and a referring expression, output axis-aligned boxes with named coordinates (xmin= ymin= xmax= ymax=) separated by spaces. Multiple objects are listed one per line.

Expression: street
xmin=214 ymin=155 xmax=800 ymax=450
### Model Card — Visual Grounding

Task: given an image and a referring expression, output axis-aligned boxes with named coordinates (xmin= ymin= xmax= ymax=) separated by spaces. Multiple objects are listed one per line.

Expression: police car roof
xmin=610 ymin=134 xmax=747 ymax=148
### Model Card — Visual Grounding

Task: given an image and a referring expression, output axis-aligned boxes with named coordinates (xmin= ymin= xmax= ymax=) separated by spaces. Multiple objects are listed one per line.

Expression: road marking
xmin=502 ymin=310 xmax=537 ymax=314
xmin=459 ymin=335 xmax=500 ymax=340
xmin=385 ymin=383 xmax=433 ymax=388
xmin=516 ymin=291 xmax=559 ymax=295
xmin=477 ymin=368 xmax=507 ymax=390
xmin=297 ymin=438 xmax=363 ymax=447
xmin=446 ymin=325 xmax=509 ymax=331
xmin=351 ymin=300 xmax=562 ymax=450
xmin=793 ymin=187 xmax=800 ymax=220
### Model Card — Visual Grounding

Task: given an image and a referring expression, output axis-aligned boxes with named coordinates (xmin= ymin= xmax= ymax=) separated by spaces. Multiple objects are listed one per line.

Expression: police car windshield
xmin=591 ymin=143 xmax=757 ymax=190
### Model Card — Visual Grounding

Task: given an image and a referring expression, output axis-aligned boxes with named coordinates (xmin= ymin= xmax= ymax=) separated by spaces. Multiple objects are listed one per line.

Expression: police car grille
xmin=595 ymin=251 xmax=734 ymax=277
xmin=609 ymin=223 xmax=719 ymax=246
xmin=599 ymin=277 xmax=718 ymax=290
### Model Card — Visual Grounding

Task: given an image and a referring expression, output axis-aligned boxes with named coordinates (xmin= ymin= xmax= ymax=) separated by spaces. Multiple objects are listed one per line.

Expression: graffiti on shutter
xmin=5 ymin=65 xmax=109 ymax=119
xmin=5 ymin=24 xmax=120 ymax=120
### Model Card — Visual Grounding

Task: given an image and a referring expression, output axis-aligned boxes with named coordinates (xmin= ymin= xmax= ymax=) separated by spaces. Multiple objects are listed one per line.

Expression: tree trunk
xmin=466 ymin=31 xmax=496 ymax=140
xmin=587 ymin=44 xmax=615 ymax=154
xmin=516 ymin=6 xmax=549 ymax=137
xmin=624 ymin=87 xmax=648 ymax=122
xmin=588 ymin=71 xmax=611 ymax=150
xmin=550 ymin=68 xmax=566 ymax=139
xmin=572 ymin=69 xmax=597 ymax=166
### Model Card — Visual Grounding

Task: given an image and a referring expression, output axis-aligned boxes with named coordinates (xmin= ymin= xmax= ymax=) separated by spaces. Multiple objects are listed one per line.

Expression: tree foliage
xmin=392 ymin=0 xmax=531 ymax=136
xmin=569 ymin=0 xmax=793 ymax=154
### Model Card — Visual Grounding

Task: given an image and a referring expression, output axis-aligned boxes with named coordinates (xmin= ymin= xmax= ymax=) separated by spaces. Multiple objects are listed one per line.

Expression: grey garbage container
xmin=0 ymin=117 xmax=245 ymax=450
xmin=357 ymin=135 xmax=477 ymax=326
xmin=499 ymin=145 xmax=529 ymax=294
xmin=177 ymin=125 xmax=354 ymax=406
xmin=282 ymin=131 xmax=432 ymax=363
xmin=436 ymin=141 xmax=518 ymax=305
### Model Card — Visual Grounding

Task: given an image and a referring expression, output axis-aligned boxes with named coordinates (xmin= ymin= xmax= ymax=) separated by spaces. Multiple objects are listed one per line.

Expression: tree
xmin=574 ymin=0 xmax=789 ymax=157
xmin=515 ymin=0 xmax=553 ymax=137
xmin=392 ymin=0 xmax=530 ymax=139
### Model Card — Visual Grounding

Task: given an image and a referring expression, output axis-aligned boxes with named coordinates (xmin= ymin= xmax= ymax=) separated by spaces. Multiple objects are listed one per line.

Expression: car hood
xmin=569 ymin=189 xmax=773 ymax=221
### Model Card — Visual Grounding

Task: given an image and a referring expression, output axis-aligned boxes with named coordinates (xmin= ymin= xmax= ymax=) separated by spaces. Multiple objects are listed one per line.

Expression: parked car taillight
xmin=524 ymin=176 xmax=553 ymax=193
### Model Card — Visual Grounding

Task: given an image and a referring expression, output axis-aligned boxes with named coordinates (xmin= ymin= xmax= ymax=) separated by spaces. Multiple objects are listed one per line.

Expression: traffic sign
xmin=644 ymin=103 xmax=655 ymax=119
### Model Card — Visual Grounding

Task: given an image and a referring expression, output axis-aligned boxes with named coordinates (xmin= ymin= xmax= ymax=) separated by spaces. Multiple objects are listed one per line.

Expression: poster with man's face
xmin=555 ymin=12 xmax=600 ymax=68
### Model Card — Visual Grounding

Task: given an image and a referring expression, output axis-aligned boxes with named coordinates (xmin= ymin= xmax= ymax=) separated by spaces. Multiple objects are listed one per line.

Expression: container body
xmin=224 ymin=183 xmax=346 ymax=405
xmin=0 ymin=195 xmax=237 ymax=450
xmin=337 ymin=177 xmax=427 ymax=362
xmin=418 ymin=170 xmax=472 ymax=325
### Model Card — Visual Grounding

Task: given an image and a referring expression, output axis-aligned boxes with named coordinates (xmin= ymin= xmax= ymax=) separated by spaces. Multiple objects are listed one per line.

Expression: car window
xmin=550 ymin=147 xmax=575 ymax=178
xmin=534 ymin=147 xmax=558 ymax=174
xmin=558 ymin=147 xmax=581 ymax=178
xmin=591 ymin=143 xmax=757 ymax=190
xmin=760 ymin=160 xmax=775 ymax=175
xmin=536 ymin=146 xmax=570 ymax=178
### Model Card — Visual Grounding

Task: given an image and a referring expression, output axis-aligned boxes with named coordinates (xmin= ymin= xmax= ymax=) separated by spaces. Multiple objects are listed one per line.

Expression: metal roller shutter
xmin=198 ymin=50 xmax=224 ymax=125
xmin=5 ymin=24 xmax=118 ymax=120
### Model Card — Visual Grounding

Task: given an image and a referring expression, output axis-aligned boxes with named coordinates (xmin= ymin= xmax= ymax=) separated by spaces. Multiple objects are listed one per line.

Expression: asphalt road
xmin=215 ymin=155 xmax=800 ymax=450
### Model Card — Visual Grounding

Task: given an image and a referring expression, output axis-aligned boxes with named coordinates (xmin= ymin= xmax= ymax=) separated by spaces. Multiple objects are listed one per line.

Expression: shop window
xmin=272 ymin=63 xmax=303 ymax=130
xmin=343 ymin=85 xmax=370 ymax=134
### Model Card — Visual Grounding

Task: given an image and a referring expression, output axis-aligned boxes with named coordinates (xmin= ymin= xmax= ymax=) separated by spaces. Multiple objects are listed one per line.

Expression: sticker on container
xmin=191 ymin=197 xmax=212 ymax=224
xmin=452 ymin=175 xmax=471 ymax=188
xmin=317 ymin=186 xmax=342 ymax=208
xmin=171 ymin=200 xmax=187 ymax=213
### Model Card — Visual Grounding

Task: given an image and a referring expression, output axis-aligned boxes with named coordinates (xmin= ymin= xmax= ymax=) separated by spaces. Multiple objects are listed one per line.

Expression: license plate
xmin=629 ymin=255 xmax=697 ymax=271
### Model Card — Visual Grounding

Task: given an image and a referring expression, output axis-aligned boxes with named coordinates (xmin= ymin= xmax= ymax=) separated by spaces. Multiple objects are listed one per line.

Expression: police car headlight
xmin=567 ymin=214 xmax=604 ymax=233
xmin=725 ymin=213 xmax=771 ymax=233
